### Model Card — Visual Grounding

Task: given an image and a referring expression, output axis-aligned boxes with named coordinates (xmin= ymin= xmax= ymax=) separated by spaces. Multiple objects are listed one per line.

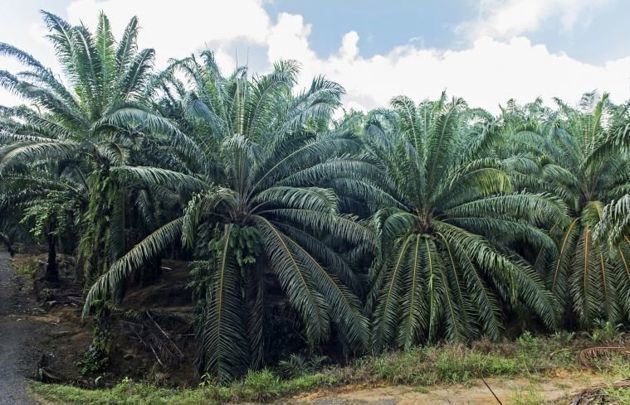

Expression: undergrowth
xmin=31 ymin=334 xmax=629 ymax=404
xmin=10 ymin=256 xmax=39 ymax=279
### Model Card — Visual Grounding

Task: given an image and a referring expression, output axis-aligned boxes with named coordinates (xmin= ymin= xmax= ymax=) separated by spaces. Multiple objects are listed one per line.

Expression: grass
xmin=10 ymin=255 xmax=39 ymax=279
xmin=31 ymin=334 xmax=629 ymax=404
xmin=603 ymin=386 xmax=630 ymax=403
xmin=509 ymin=385 xmax=546 ymax=405
xmin=32 ymin=372 xmax=336 ymax=404
xmin=363 ymin=346 xmax=521 ymax=386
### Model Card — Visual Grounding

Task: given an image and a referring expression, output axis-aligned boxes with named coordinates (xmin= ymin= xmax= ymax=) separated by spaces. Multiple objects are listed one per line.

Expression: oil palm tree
xmin=364 ymin=95 xmax=561 ymax=350
xmin=0 ymin=164 xmax=87 ymax=281
xmin=83 ymin=55 xmax=370 ymax=381
xmin=507 ymin=93 xmax=630 ymax=326
xmin=0 ymin=11 xmax=196 ymax=284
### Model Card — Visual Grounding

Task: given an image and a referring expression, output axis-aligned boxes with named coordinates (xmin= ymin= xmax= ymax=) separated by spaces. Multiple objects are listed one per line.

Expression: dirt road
xmin=0 ymin=251 xmax=40 ymax=405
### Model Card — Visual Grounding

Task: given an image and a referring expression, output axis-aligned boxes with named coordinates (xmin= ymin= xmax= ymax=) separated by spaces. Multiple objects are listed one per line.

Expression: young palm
xmin=84 ymin=55 xmax=370 ymax=381
xmin=507 ymin=93 xmax=630 ymax=326
xmin=365 ymin=95 xmax=561 ymax=350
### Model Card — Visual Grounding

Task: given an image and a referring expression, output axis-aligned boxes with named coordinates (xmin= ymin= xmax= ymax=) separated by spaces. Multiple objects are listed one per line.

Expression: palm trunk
xmin=247 ymin=265 xmax=265 ymax=369
xmin=0 ymin=232 xmax=14 ymax=256
xmin=45 ymin=218 xmax=59 ymax=282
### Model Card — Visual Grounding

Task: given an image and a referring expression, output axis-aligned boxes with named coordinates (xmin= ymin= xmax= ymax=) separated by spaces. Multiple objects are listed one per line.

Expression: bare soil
xmin=8 ymin=254 xmax=198 ymax=388
xmin=295 ymin=372 xmax=612 ymax=404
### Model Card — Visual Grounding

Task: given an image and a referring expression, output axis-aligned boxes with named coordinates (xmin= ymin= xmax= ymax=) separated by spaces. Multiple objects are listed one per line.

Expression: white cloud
xmin=267 ymin=13 xmax=317 ymax=67
xmin=458 ymin=0 xmax=611 ymax=40
xmin=65 ymin=0 xmax=271 ymax=70
xmin=339 ymin=31 xmax=359 ymax=61
xmin=264 ymin=13 xmax=630 ymax=112
xmin=2 ymin=0 xmax=630 ymax=114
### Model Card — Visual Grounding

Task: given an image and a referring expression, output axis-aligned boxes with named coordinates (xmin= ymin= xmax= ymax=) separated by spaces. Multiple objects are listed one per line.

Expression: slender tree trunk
xmin=45 ymin=218 xmax=59 ymax=282
xmin=0 ymin=232 xmax=14 ymax=256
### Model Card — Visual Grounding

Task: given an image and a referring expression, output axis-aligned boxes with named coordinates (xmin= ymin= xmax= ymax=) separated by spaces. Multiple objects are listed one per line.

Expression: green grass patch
xmin=509 ymin=385 xmax=546 ymax=405
xmin=602 ymin=386 xmax=630 ymax=403
xmin=363 ymin=345 xmax=521 ymax=386
xmin=32 ymin=371 xmax=338 ymax=404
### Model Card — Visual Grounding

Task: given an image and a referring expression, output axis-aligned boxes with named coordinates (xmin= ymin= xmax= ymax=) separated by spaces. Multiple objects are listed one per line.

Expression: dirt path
xmin=0 ymin=251 xmax=42 ymax=405
xmin=296 ymin=373 xmax=611 ymax=404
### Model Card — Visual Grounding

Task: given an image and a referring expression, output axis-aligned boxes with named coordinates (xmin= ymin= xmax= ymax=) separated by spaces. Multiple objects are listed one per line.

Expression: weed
xmin=510 ymin=385 xmax=545 ymax=405
xmin=602 ymin=386 xmax=630 ymax=403
xmin=553 ymin=330 xmax=576 ymax=345
xmin=517 ymin=331 xmax=543 ymax=355
xmin=277 ymin=354 xmax=329 ymax=378
xmin=589 ymin=320 xmax=624 ymax=343
xmin=10 ymin=257 xmax=39 ymax=279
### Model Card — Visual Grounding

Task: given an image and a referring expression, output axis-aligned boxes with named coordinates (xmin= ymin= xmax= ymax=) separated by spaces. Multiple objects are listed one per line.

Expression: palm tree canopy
xmin=0 ymin=11 xmax=205 ymax=284
xmin=83 ymin=55 xmax=372 ymax=380
xmin=361 ymin=95 xmax=562 ymax=350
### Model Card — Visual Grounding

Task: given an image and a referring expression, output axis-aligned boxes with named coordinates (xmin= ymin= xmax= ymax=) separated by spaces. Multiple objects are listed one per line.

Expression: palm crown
xmin=364 ymin=95 xmax=561 ymax=349
xmin=84 ymin=54 xmax=371 ymax=380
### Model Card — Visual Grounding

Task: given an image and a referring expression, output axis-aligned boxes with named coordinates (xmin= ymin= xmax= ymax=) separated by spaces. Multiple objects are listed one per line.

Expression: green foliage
xmin=503 ymin=94 xmax=630 ymax=327
xmin=20 ymin=190 xmax=77 ymax=239
xmin=79 ymin=171 xmax=117 ymax=286
xmin=366 ymin=346 xmax=520 ymax=386
xmin=510 ymin=386 xmax=546 ymax=405
xmin=83 ymin=52 xmax=370 ymax=381
xmin=79 ymin=304 xmax=113 ymax=374
xmin=0 ymin=11 xmax=190 ymax=290
xmin=552 ymin=330 xmax=576 ymax=345
xmin=602 ymin=386 xmax=630 ymax=404
xmin=78 ymin=345 xmax=110 ymax=375
xmin=278 ymin=354 xmax=329 ymax=378
xmin=32 ymin=370 xmax=337 ymax=404
xmin=365 ymin=96 xmax=560 ymax=350
xmin=10 ymin=257 xmax=39 ymax=279
xmin=1 ymin=9 xmax=628 ymax=386
xmin=588 ymin=320 xmax=625 ymax=343
xmin=0 ymin=170 xmax=86 ymax=258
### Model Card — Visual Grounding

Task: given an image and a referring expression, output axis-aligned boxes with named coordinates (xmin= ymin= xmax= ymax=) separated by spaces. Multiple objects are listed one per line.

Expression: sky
xmin=1 ymin=0 xmax=630 ymax=112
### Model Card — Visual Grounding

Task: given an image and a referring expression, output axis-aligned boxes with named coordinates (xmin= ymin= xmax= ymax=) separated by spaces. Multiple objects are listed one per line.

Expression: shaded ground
xmin=0 ymin=250 xmax=42 ymax=404
xmin=0 ymin=252 xmax=92 ymax=403
xmin=1 ymin=254 xmax=197 ymax=393
xmin=296 ymin=372 xmax=610 ymax=404
xmin=6 ymin=254 xmax=198 ymax=390
xmin=8 ymin=252 xmax=630 ymax=404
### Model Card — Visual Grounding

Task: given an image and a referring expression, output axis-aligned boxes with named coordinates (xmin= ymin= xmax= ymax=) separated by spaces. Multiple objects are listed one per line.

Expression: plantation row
xmin=0 ymin=12 xmax=628 ymax=382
